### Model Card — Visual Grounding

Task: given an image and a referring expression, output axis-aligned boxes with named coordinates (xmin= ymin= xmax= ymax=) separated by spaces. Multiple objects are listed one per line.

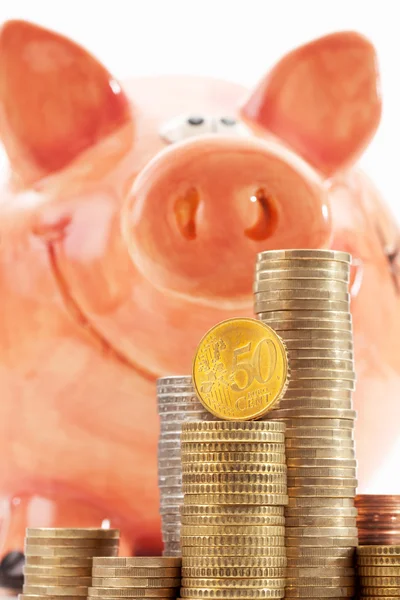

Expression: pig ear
xmin=0 ymin=20 xmax=132 ymax=185
xmin=241 ymin=32 xmax=381 ymax=176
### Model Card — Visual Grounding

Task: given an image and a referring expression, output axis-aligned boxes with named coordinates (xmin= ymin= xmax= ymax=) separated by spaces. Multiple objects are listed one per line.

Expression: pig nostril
xmin=244 ymin=188 xmax=279 ymax=242
xmin=174 ymin=187 xmax=200 ymax=241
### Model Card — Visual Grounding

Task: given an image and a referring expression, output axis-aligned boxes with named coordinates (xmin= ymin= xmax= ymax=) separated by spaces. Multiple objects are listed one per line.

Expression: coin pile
xmin=357 ymin=545 xmax=400 ymax=599
xmin=179 ymin=420 xmax=288 ymax=600
xmin=157 ymin=376 xmax=216 ymax=556
xmin=356 ymin=495 xmax=400 ymax=545
xmin=90 ymin=557 xmax=181 ymax=600
xmin=22 ymin=528 xmax=119 ymax=600
xmin=254 ymin=249 xmax=357 ymax=598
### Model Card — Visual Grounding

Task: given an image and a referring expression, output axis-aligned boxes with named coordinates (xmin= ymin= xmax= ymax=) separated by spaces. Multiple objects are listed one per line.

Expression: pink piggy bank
xmin=0 ymin=19 xmax=397 ymax=585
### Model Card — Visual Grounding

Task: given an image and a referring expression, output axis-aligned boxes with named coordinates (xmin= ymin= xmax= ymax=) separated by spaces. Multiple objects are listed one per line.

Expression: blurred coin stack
xmin=356 ymin=495 xmax=400 ymax=545
xmin=157 ymin=376 xmax=216 ymax=556
xmin=90 ymin=557 xmax=181 ymax=600
xmin=357 ymin=545 xmax=400 ymax=599
xmin=254 ymin=249 xmax=357 ymax=599
xmin=179 ymin=420 xmax=288 ymax=600
xmin=22 ymin=528 xmax=119 ymax=600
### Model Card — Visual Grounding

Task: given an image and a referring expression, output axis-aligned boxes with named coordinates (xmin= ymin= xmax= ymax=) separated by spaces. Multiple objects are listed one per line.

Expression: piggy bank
xmin=0 ymin=19 xmax=398 ymax=586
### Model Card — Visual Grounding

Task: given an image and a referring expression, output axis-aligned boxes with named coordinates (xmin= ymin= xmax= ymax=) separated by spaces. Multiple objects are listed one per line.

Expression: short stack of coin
xmin=179 ymin=420 xmax=288 ymax=600
xmin=357 ymin=545 xmax=400 ymax=599
xmin=157 ymin=376 xmax=216 ymax=556
xmin=90 ymin=557 xmax=181 ymax=600
xmin=22 ymin=528 xmax=119 ymax=600
xmin=254 ymin=249 xmax=357 ymax=598
xmin=356 ymin=495 xmax=400 ymax=545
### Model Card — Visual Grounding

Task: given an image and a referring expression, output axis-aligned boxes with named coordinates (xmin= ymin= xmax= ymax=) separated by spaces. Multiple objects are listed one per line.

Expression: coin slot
xmin=174 ymin=187 xmax=200 ymax=240
xmin=244 ymin=188 xmax=279 ymax=241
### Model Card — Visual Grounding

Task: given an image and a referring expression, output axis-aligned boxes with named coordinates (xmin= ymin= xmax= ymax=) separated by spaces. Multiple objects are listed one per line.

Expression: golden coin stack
xmin=357 ymin=546 xmax=400 ymax=599
xmin=89 ymin=557 xmax=181 ymax=600
xmin=254 ymin=249 xmax=357 ymax=599
xmin=22 ymin=528 xmax=119 ymax=600
xmin=356 ymin=495 xmax=400 ymax=545
xmin=157 ymin=376 xmax=216 ymax=556
xmin=179 ymin=420 xmax=288 ymax=600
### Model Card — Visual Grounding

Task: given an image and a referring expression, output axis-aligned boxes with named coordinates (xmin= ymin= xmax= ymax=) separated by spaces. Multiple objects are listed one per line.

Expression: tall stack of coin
xmin=179 ymin=420 xmax=288 ymax=600
xmin=357 ymin=545 xmax=400 ymax=598
xmin=356 ymin=495 xmax=400 ymax=545
xmin=254 ymin=249 xmax=357 ymax=599
xmin=90 ymin=557 xmax=181 ymax=600
xmin=157 ymin=376 xmax=216 ymax=556
xmin=22 ymin=528 xmax=119 ymax=600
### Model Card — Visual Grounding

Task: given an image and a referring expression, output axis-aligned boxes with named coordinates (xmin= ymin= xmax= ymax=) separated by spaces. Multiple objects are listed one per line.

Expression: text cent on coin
xmin=192 ymin=318 xmax=289 ymax=420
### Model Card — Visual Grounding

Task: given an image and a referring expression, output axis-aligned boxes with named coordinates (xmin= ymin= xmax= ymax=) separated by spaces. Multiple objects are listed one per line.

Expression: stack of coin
xmin=356 ymin=495 xmax=400 ymax=545
xmin=157 ymin=376 xmax=216 ymax=556
xmin=254 ymin=249 xmax=357 ymax=598
xmin=357 ymin=545 xmax=400 ymax=599
xmin=22 ymin=528 xmax=119 ymax=600
xmin=179 ymin=420 xmax=288 ymax=600
xmin=90 ymin=557 xmax=181 ymax=600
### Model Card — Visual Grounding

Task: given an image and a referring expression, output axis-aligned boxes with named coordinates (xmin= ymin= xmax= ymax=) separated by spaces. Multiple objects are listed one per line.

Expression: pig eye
xmin=160 ymin=115 xmax=214 ymax=144
xmin=214 ymin=117 xmax=250 ymax=136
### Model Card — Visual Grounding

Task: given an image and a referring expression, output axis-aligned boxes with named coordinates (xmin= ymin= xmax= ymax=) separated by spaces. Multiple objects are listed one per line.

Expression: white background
xmin=0 ymin=0 xmax=399 ymax=219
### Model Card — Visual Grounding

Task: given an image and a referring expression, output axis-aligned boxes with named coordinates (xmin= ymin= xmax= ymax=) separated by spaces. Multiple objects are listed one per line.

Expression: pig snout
xmin=123 ymin=136 xmax=331 ymax=300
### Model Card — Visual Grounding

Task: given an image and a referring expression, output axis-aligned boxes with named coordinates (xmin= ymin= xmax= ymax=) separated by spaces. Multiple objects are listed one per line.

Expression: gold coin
xmin=182 ymin=463 xmax=287 ymax=474
xmin=192 ymin=318 xmax=289 ymax=420
xmin=255 ymin=268 xmax=349 ymax=282
xmin=181 ymin=557 xmax=287 ymax=568
xmin=271 ymin=409 xmax=356 ymax=420
xmin=183 ymin=422 xmax=286 ymax=433
xmin=286 ymin=557 xmax=354 ymax=567
xmin=181 ymin=525 xmax=285 ymax=536
xmin=360 ymin=590 xmax=400 ymax=597
xmin=25 ymin=547 xmax=118 ymax=557
xmin=283 ymin=418 xmax=354 ymax=429
xmin=91 ymin=568 xmax=181 ymax=578
xmin=181 ymin=515 xmax=285 ymax=527
xmin=253 ymin=287 xmax=350 ymax=301
xmin=260 ymin=320 xmax=352 ymax=333
xmin=24 ymin=567 xmax=92 ymax=576
xmin=285 ymin=428 xmax=354 ymax=439
xmin=181 ymin=505 xmax=284 ymax=517
xmin=286 ymin=537 xmax=358 ymax=547
xmin=285 ymin=526 xmax=358 ymax=537
xmin=286 ymin=546 xmax=355 ymax=558
xmin=286 ymin=468 xmax=356 ymax=478
xmin=182 ymin=483 xmax=287 ymax=495
xmin=276 ymin=327 xmax=353 ymax=340
xmin=181 ymin=443 xmax=285 ymax=454
xmin=286 ymin=567 xmax=354 ymax=577
xmin=181 ymin=578 xmax=285 ymax=589
xmin=180 ymin=535 xmax=285 ymax=547
xmin=287 ymin=497 xmax=355 ymax=508
xmin=289 ymin=370 xmax=355 ymax=382
xmin=181 ymin=567 xmax=286 ymax=578
xmin=25 ymin=537 xmax=119 ymax=548
xmin=20 ymin=596 xmax=89 ymax=600
xmin=88 ymin=590 xmax=177 ymax=598
xmin=254 ymin=300 xmax=349 ymax=313
xmin=284 ymin=338 xmax=354 ymax=351
xmin=25 ymin=556 xmax=94 ymax=568
xmin=27 ymin=528 xmax=119 ymax=539
xmin=286 ymin=576 xmax=354 ymax=586
xmin=257 ymin=249 xmax=351 ymax=263
xmin=358 ymin=547 xmax=400 ymax=556
xmin=23 ymin=586 xmax=88 ymax=596
xmin=286 ymin=507 xmax=357 ymax=519
xmin=284 ymin=588 xmax=354 ymax=598
xmin=288 ymin=487 xmax=356 ymax=498
xmin=182 ymin=473 xmax=287 ymax=485
xmin=184 ymin=493 xmax=289 ymax=506
xmin=256 ymin=258 xmax=350 ymax=271
xmin=254 ymin=279 xmax=349 ymax=293
xmin=286 ymin=379 xmax=355 ymax=391
xmin=359 ymin=567 xmax=400 ymax=576
xmin=287 ymin=477 xmax=357 ymax=487
xmin=180 ymin=431 xmax=285 ymax=443
xmin=288 ymin=360 xmax=354 ymax=372
xmin=286 ymin=349 xmax=353 ymax=360
xmin=179 ymin=589 xmax=285 ymax=598
xmin=24 ymin=576 xmax=92 ymax=585
xmin=258 ymin=310 xmax=351 ymax=322
xmin=286 ymin=516 xmax=356 ymax=527
xmin=361 ymin=576 xmax=400 ymax=586
xmin=182 ymin=452 xmax=286 ymax=464
xmin=282 ymin=388 xmax=353 ymax=400
xmin=285 ymin=448 xmax=355 ymax=459
xmin=181 ymin=546 xmax=286 ymax=558
xmin=357 ymin=557 xmax=400 ymax=566
xmin=93 ymin=558 xmax=181 ymax=568
xmin=91 ymin=578 xmax=180 ymax=588
xmin=285 ymin=437 xmax=354 ymax=448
